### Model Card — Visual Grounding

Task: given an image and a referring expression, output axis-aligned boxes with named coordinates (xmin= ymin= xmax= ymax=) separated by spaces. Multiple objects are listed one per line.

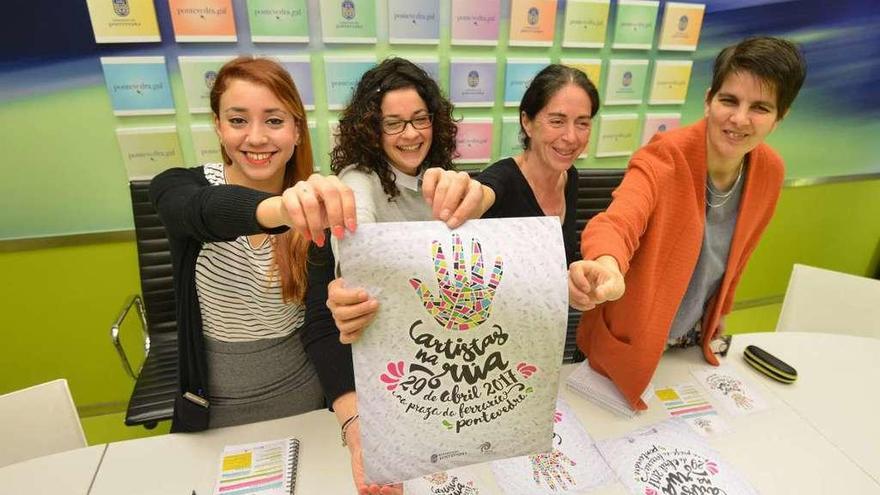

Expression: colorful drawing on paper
xmin=597 ymin=420 xmax=758 ymax=495
xmin=405 ymin=469 xmax=482 ymax=495
xmin=339 ymin=218 xmax=567 ymax=483
xmin=409 ymin=234 xmax=503 ymax=331
xmin=655 ymin=384 xmax=729 ymax=437
xmin=692 ymin=365 xmax=769 ymax=416
xmin=491 ymin=399 xmax=614 ymax=494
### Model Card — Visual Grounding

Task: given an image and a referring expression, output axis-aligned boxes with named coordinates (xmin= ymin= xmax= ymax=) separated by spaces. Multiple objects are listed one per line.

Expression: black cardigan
xmin=150 ymin=166 xmax=354 ymax=432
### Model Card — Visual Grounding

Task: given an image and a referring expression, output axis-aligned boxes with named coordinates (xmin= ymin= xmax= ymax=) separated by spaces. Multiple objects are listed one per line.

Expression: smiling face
xmin=380 ymin=87 xmax=433 ymax=176
xmin=522 ymin=83 xmax=593 ymax=172
xmin=705 ymin=70 xmax=781 ymax=167
xmin=214 ymin=78 xmax=299 ymax=191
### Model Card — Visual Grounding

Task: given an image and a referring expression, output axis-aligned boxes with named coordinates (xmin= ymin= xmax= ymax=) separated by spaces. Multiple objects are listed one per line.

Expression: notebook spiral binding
xmin=286 ymin=438 xmax=301 ymax=494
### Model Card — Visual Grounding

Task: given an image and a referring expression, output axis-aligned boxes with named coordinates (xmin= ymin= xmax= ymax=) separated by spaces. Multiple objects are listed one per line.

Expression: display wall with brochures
xmin=85 ymin=0 xmax=704 ymax=180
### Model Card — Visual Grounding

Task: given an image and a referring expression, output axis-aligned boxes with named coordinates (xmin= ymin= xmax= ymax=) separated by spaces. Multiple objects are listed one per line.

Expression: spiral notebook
xmin=211 ymin=437 xmax=300 ymax=495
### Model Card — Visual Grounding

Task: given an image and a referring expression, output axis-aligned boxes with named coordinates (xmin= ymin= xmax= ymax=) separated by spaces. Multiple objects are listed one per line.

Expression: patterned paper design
xmin=597 ymin=419 xmax=758 ymax=495
xmin=403 ymin=465 xmax=489 ymax=495
xmin=339 ymin=218 xmax=568 ymax=484
xmin=491 ymin=399 xmax=615 ymax=494
xmin=691 ymin=365 xmax=769 ymax=416
xmin=655 ymin=384 xmax=730 ymax=437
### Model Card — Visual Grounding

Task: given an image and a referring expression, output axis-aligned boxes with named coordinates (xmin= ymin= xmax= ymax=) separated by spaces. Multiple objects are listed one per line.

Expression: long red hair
xmin=210 ymin=56 xmax=313 ymax=302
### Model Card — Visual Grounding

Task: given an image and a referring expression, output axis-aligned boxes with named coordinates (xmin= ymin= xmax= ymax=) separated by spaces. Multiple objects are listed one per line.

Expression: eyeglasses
xmin=381 ymin=114 xmax=433 ymax=135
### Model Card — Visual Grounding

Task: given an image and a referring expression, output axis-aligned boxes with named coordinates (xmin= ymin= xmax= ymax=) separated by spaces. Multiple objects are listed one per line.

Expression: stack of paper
xmin=566 ymin=360 xmax=653 ymax=418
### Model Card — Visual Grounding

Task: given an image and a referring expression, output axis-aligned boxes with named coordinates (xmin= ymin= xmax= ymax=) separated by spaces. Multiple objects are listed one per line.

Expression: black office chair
xmin=110 ymin=181 xmax=178 ymax=428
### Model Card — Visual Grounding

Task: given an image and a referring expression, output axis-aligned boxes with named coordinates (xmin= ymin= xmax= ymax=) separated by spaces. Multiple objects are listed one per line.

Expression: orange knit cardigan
xmin=576 ymin=118 xmax=784 ymax=410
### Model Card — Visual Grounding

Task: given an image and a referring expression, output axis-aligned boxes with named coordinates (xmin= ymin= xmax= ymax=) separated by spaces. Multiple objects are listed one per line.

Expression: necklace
xmin=706 ymin=159 xmax=744 ymax=208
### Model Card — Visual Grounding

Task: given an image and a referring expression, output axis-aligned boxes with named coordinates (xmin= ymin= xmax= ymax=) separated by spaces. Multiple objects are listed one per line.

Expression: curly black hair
xmin=330 ymin=57 xmax=458 ymax=198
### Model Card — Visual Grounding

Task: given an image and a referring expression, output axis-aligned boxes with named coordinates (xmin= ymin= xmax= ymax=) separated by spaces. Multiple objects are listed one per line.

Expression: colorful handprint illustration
xmin=409 ymin=234 xmax=503 ymax=331
xmin=530 ymin=449 xmax=578 ymax=491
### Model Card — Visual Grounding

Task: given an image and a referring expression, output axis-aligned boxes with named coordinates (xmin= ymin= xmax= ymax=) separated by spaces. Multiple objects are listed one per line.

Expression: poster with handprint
xmin=403 ymin=465 xmax=492 ymax=495
xmin=491 ymin=398 xmax=615 ymax=494
xmin=339 ymin=217 xmax=568 ymax=483
xmin=596 ymin=419 xmax=758 ymax=495
xmin=691 ymin=365 xmax=769 ymax=416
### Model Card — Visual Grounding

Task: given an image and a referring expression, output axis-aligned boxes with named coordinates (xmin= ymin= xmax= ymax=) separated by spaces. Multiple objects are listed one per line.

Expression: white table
xmin=84 ymin=331 xmax=879 ymax=494
xmin=0 ymin=444 xmax=106 ymax=495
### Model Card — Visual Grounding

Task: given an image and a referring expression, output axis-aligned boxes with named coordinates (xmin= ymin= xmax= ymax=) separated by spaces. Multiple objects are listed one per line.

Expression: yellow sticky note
xmin=655 ymin=388 xmax=680 ymax=401
xmin=222 ymin=452 xmax=253 ymax=471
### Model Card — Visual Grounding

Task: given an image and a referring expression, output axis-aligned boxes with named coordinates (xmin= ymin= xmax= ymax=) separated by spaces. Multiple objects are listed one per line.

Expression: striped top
xmin=194 ymin=163 xmax=305 ymax=342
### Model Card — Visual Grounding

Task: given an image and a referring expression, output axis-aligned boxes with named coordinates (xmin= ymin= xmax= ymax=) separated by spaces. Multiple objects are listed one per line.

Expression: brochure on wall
xmin=168 ymin=0 xmax=237 ymax=42
xmin=319 ymin=0 xmax=377 ymax=43
xmin=403 ymin=464 xmax=493 ymax=495
xmin=559 ymin=58 xmax=603 ymax=94
xmin=388 ymin=0 xmax=440 ymax=44
xmin=411 ymin=58 xmax=442 ymax=88
xmin=116 ymin=126 xmax=184 ymax=180
xmin=449 ymin=59 xmax=497 ymax=108
xmin=491 ymin=399 xmax=615 ymax=494
xmin=504 ymin=59 xmax=550 ymax=106
xmin=499 ymin=116 xmax=522 ymax=160
xmin=100 ymin=57 xmax=174 ymax=116
xmin=178 ymin=56 xmax=234 ymax=113
xmin=246 ymin=0 xmax=309 ymax=43
xmin=658 ymin=2 xmax=705 ymax=51
xmin=641 ymin=113 xmax=681 ymax=145
xmin=86 ymin=0 xmax=161 ymax=43
xmin=649 ymin=60 xmax=693 ymax=105
xmin=190 ymin=124 xmax=222 ymax=164
xmin=597 ymin=419 xmax=758 ymax=495
xmin=561 ymin=0 xmax=610 ymax=48
xmin=450 ymin=0 xmax=501 ymax=46
xmin=339 ymin=217 xmax=568 ymax=483
xmin=508 ymin=0 xmax=558 ymax=47
xmin=596 ymin=113 xmax=640 ymax=158
xmin=274 ymin=55 xmax=315 ymax=110
xmin=604 ymin=59 xmax=649 ymax=105
xmin=611 ymin=0 xmax=659 ymax=50
xmin=323 ymin=56 xmax=375 ymax=110
xmin=455 ymin=119 xmax=494 ymax=164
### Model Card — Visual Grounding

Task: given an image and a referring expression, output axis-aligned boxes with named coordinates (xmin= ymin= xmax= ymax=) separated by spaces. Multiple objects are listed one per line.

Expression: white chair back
xmin=0 ymin=379 xmax=87 ymax=467
xmin=776 ymin=264 xmax=880 ymax=338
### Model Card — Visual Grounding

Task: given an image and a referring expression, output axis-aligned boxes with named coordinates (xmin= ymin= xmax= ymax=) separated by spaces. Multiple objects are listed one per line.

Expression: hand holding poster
xmin=339 ymin=218 xmax=568 ymax=484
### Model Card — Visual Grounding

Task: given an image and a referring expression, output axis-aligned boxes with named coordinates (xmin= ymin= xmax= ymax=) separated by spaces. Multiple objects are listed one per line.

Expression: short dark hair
xmin=519 ymin=64 xmax=600 ymax=150
xmin=708 ymin=36 xmax=807 ymax=120
xmin=330 ymin=57 xmax=458 ymax=199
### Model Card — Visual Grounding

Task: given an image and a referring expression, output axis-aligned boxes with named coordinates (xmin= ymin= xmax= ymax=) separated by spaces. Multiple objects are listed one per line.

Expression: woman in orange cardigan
xmin=568 ymin=37 xmax=807 ymax=410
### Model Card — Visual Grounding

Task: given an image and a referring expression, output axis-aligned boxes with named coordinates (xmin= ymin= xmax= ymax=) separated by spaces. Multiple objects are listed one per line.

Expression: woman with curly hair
xmin=326 ymin=57 xmax=485 ymax=344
